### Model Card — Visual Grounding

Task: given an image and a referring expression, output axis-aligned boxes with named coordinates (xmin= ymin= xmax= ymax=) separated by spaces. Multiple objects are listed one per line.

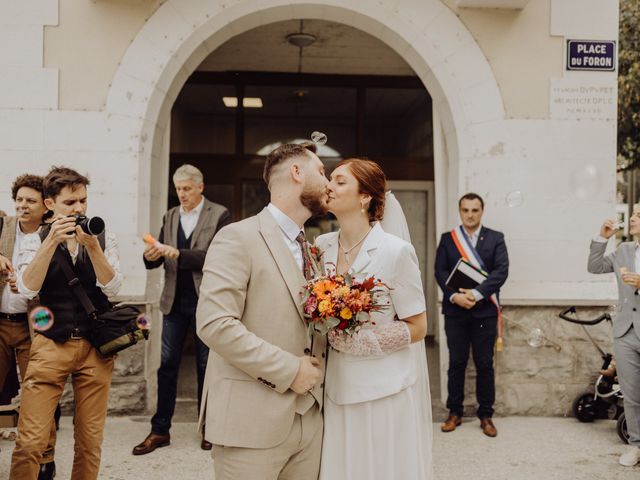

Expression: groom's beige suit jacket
xmin=196 ymin=208 xmax=326 ymax=448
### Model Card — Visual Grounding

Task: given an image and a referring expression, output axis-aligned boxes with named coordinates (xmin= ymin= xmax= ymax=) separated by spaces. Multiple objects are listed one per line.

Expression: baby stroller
xmin=558 ymin=307 xmax=629 ymax=443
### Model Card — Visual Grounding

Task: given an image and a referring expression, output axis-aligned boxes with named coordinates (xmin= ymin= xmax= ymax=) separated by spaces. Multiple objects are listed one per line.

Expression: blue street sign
xmin=567 ymin=40 xmax=616 ymax=71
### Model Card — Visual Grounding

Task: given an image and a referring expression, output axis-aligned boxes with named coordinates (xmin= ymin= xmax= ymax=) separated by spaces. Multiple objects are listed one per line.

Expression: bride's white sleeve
xmin=328 ymin=322 xmax=411 ymax=356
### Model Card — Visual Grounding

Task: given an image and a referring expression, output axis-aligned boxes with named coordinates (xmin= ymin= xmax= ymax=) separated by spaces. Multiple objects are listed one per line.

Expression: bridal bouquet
xmin=302 ymin=273 xmax=387 ymax=336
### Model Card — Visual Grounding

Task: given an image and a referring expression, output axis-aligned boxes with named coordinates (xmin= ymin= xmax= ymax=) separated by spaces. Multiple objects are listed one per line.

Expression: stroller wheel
xmin=573 ymin=393 xmax=597 ymax=422
xmin=617 ymin=412 xmax=630 ymax=444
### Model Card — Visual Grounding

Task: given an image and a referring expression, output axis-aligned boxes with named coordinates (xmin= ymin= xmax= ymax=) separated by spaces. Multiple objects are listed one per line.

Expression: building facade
xmin=0 ymin=0 xmax=620 ymax=415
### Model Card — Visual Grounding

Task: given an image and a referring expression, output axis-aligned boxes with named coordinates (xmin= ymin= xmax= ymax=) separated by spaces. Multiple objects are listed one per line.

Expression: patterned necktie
xmin=295 ymin=231 xmax=314 ymax=280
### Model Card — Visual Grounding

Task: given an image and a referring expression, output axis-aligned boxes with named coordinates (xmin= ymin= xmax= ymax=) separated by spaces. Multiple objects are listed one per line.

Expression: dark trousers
xmin=151 ymin=307 xmax=209 ymax=435
xmin=444 ymin=315 xmax=497 ymax=419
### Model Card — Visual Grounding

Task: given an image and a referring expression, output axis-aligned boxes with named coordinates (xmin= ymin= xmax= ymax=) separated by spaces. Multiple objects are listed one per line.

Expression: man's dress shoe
xmin=441 ymin=414 xmax=462 ymax=432
xmin=132 ymin=432 xmax=171 ymax=455
xmin=201 ymin=438 xmax=213 ymax=451
xmin=480 ymin=417 xmax=498 ymax=437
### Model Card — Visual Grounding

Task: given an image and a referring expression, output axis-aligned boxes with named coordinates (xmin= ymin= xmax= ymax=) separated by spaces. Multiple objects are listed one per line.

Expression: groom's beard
xmin=300 ymin=186 xmax=328 ymax=217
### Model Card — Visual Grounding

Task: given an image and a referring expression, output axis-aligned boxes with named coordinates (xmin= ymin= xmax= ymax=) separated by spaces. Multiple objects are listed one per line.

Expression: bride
xmin=316 ymin=158 xmax=433 ymax=479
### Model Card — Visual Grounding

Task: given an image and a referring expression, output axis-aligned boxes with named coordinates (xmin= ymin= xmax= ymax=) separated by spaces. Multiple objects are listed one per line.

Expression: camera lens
xmin=75 ymin=215 xmax=105 ymax=236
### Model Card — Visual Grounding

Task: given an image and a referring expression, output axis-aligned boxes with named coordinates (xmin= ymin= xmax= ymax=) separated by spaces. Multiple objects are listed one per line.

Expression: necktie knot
xmin=296 ymin=231 xmax=314 ymax=280
xmin=296 ymin=231 xmax=306 ymax=245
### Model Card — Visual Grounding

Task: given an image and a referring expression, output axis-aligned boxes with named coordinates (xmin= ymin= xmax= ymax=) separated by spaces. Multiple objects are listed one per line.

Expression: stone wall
xmin=454 ymin=305 xmax=614 ymax=416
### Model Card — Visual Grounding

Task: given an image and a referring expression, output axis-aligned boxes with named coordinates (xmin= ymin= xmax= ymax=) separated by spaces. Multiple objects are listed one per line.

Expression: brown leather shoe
xmin=132 ymin=432 xmax=171 ymax=455
xmin=480 ymin=418 xmax=497 ymax=437
xmin=441 ymin=414 xmax=462 ymax=432
xmin=201 ymin=438 xmax=212 ymax=450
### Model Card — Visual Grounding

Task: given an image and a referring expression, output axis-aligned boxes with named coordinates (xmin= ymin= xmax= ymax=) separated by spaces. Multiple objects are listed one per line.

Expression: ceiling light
xmin=286 ymin=33 xmax=316 ymax=48
xmin=222 ymin=97 xmax=263 ymax=108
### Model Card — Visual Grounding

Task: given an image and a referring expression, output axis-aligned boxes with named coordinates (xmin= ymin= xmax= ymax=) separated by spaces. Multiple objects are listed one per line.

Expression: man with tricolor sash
xmin=435 ymin=192 xmax=509 ymax=438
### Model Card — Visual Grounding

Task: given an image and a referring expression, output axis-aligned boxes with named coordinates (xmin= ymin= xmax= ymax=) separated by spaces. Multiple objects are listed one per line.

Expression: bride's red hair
xmin=335 ymin=158 xmax=386 ymax=222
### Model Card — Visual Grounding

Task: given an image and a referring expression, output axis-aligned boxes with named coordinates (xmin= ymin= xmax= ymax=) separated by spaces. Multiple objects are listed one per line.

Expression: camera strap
xmin=55 ymin=247 xmax=99 ymax=319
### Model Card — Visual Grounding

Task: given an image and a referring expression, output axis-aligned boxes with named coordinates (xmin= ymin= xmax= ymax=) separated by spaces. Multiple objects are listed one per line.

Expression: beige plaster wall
xmin=45 ymin=0 xmax=162 ymax=110
xmin=45 ymin=0 xmax=561 ymax=118
xmin=444 ymin=0 xmax=562 ymax=118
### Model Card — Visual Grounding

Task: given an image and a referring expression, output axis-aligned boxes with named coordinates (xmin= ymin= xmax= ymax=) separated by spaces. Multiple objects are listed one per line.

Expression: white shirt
xmin=0 ymin=221 xmax=33 ymax=314
xmin=180 ymin=196 xmax=205 ymax=238
xmin=266 ymin=203 xmax=304 ymax=271
xmin=466 ymin=226 xmax=481 ymax=248
xmin=16 ymin=229 xmax=123 ymax=300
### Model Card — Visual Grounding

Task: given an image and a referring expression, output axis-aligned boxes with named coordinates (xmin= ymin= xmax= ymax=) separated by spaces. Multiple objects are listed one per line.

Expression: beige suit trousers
xmin=10 ymin=334 xmax=114 ymax=480
xmin=212 ymin=402 xmax=323 ymax=480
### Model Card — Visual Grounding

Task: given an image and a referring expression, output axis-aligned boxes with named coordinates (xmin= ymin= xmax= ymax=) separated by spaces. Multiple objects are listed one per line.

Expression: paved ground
xmin=0 ymin=415 xmax=636 ymax=479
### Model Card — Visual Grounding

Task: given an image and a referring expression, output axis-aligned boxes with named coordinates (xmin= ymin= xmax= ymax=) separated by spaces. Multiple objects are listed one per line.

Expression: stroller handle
xmin=558 ymin=306 xmax=612 ymax=325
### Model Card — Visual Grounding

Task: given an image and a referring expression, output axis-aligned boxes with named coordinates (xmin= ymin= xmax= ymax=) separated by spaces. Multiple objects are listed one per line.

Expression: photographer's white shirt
xmin=15 ymin=229 xmax=123 ymax=300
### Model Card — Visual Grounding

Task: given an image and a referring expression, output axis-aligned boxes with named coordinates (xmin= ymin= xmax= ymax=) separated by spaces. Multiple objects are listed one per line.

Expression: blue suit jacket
xmin=434 ymin=226 xmax=509 ymax=319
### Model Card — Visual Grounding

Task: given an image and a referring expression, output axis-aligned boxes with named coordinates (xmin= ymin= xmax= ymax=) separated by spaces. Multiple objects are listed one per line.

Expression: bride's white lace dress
xmin=316 ymin=221 xmax=433 ymax=480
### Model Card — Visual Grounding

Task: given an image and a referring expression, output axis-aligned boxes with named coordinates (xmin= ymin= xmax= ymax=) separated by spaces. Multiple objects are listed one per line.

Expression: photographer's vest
xmin=37 ymin=226 xmax=110 ymax=343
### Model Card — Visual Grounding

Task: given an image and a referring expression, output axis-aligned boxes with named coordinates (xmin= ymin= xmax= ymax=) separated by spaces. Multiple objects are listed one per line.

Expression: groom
xmin=196 ymin=142 xmax=328 ymax=479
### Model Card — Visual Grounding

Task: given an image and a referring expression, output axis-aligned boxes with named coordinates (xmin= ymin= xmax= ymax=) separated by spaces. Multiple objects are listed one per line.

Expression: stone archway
xmin=105 ymin=0 xmax=505 ymax=233
xmin=104 ymin=0 xmax=507 ymax=408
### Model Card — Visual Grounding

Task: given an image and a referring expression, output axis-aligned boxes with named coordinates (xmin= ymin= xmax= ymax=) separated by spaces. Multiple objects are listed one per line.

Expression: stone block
xmin=0 ymin=0 xmax=58 ymax=26
xmin=421 ymin=8 xmax=474 ymax=60
xmin=459 ymin=79 xmax=505 ymax=125
xmin=0 ymin=25 xmax=42 ymax=67
xmin=457 ymin=0 xmax=530 ymax=8
xmin=113 ymin=342 xmax=145 ymax=377
xmin=0 ymin=110 xmax=44 ymax=150
xmin=550 ymin=0 xmax=619 ymax=38
xmin=107 ymin=377 xmax=147 ymax=414
xmin=0 ymin=66 xmax=58 ymax=109
xmin=43 ymin=111 xmax=111 ymax=152
xmin=391 ymin=0 xmax=447 ymax=24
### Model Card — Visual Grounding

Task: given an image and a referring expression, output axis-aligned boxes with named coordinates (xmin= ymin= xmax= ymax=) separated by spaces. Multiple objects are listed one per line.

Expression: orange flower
xmin=313 ymin=279 xmax=336 ymax=300
xmin=318 ymin=300 xmax=334 ymax=315
xmin=334 ymin=286 xmax=351 ymax=298
xmin=340 ymin=308 xmax=353 ymax=320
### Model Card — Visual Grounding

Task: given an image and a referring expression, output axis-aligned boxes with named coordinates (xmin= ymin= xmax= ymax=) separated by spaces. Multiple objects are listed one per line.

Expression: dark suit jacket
xmin=145 ymin=198 xmax=230 ymax=314
xmin=434 ymin=226 xmax=509 ymax=319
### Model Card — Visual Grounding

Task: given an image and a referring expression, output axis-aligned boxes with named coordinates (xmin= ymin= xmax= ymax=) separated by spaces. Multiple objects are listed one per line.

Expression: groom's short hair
xmin=263 ymin=142 xmax=317 ymax=188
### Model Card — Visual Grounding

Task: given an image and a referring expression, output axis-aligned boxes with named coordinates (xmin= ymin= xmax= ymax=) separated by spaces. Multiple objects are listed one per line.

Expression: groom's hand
xmin=290 ymin=356 xmax=322 ymax=395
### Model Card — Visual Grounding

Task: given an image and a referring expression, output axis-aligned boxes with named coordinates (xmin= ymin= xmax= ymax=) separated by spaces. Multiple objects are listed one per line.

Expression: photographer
xmin=10 ymin=167 xmax=122 ymax=480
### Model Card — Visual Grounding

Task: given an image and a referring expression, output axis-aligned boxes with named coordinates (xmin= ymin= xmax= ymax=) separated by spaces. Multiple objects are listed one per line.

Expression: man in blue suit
xmin=435 ymin=193 xmax=509 ymax=437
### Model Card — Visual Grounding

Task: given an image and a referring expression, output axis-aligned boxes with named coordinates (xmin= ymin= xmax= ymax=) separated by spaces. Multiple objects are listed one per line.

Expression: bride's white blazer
xmin=315 ymin=222 xmax=426 ymax=405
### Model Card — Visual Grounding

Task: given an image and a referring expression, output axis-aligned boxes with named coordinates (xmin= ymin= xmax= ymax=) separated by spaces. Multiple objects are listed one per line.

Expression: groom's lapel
xmin=258 ymin=208 xmax=306 ymax=323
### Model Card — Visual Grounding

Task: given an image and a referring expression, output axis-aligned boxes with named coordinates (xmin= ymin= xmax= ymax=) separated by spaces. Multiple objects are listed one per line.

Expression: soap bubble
xmin=30 ymin=307 xmax=55 ymax=332
xmin=527 ymin=327 xmax=545 ymax=348
xmin=505 ymin=190 xmax=524 ymax=208
xmin=569 ymin=164 xmax=601 ymax=200
xmin=310 ymin=131 xmax=327 ymax=145
xmin=136 ymin=313 xmax=151 ymax=330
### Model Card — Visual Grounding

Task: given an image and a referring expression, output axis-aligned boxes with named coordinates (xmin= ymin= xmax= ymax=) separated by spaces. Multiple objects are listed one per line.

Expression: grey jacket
xmin=588 ymin=239 xmax=640 ymax=338
xmin=145 ymin=198 xmax=230 ymax=314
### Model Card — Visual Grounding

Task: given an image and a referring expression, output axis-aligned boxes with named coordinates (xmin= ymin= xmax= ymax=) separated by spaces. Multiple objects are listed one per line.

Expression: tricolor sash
xmin=450 ymin=226 xmax=504 ymax=351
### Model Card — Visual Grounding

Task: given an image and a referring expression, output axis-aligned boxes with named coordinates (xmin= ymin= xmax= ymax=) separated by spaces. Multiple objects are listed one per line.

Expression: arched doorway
xmin=104 ymin=0 xmax=506 ymax=411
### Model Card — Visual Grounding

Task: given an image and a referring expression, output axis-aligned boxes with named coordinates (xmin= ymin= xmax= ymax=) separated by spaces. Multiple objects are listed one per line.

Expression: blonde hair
xmin=173 ymin=164 xmax=203 ymax=184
